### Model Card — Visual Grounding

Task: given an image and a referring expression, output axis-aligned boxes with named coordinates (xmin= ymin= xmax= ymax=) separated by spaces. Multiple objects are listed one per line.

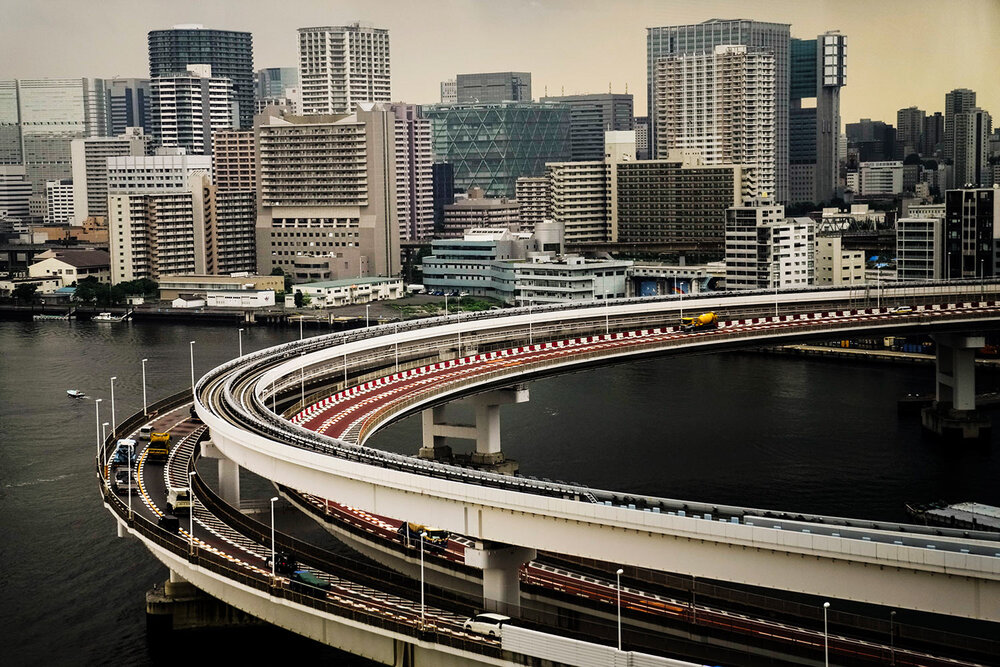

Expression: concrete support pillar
xmin=465 ymin=542 xmax=536 ymax=616
xmin=117 ymin=520 xmax=126 ymax=538
xmin=217 ymin=458 xmax=241 ymax=508
xmin=169 ymin=570 xmax=187 ymax=584
xmin=922 ymin=334 xmax=991 ymax=440
xmin=473 ymin=402 xmax=502 ymax=459
xmin=418 ymin=406 xmax=455 ymax=460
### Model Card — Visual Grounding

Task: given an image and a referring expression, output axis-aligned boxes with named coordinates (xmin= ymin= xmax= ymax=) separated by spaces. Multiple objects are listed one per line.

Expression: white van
xmin=139 ymin=424 xmax=153 ymax=441
xmin=463 ymin=613 xmax=510 ymax=637
xmin=166 ymin=487 xmax=192 ymax=514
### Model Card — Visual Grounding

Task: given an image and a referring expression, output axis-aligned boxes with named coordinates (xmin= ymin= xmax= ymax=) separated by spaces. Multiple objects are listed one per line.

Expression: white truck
xmin=165 ymin=487 xmax=192 ymax=514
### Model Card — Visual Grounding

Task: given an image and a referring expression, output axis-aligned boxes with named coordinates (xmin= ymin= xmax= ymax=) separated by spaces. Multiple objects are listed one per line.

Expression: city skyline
xmin=2 ymin=0 xmax=998 ymax=128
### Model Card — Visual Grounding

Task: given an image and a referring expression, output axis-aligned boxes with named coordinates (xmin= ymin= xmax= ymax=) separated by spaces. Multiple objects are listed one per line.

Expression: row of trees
xmin=72 ymin=277 xmax=158 ymax=306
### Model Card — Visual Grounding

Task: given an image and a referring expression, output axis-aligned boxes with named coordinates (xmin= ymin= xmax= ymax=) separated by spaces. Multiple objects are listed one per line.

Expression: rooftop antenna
xmin=625 ymin=82 xmax=628 ymax=94
xmin=561 ymin=86 xmax=564 ymax=96
xmin=609 ymin=82 xmax=612 ymax=93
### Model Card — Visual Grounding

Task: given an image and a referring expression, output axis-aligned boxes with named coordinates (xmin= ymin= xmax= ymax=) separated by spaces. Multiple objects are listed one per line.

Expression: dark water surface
xmin=2 ymin=320 xmax=998 ymax=665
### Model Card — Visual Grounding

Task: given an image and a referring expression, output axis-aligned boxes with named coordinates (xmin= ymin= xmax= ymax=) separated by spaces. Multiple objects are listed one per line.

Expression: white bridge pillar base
xmin=464 ymin=541 xmax=536 ymax=616
xmin=922 ymin=334 xmax=991 ymax=440
xmin=418 ymin=386 xmax=528 ymax=471
xmin=201 ymin=439 xmax=241 ymax=506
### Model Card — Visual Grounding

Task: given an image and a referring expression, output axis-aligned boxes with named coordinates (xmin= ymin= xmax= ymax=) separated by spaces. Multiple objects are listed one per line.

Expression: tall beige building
xmin=70 ymin=127 xmax=150 ymax=223
xmin=212 ymin=130 xmax=256 ymax=190
xmin=255 ymin=105 xmax=399 ymax=281
xmin=298 ymin=23 xmax=390 ymax=115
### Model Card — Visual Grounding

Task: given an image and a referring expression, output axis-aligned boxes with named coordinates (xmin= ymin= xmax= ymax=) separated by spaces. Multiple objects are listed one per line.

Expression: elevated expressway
xmin=196 ymin=282 xmax=1000 ymax=624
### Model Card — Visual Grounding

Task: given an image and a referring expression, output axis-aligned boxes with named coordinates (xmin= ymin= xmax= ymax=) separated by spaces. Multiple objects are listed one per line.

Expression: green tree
xmin=271 ymin=266 xmax=293 ymax=292
xmin=73 ymin=277 xmax=99 ymax=304
xmin=294 ymin=290 xmax=304 ymax=307
xmin=12 ymin=283 xmax=38 ymax=303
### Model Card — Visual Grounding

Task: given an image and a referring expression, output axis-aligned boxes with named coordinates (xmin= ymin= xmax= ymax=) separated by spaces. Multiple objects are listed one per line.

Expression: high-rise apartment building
xmin=425 ymin=102 xmax=571 ymax=198
xmin=0 ymin=78 xmax=108 ymax=202
xmin=648 ymin=19 xmax=790 ymax=201
xmin=71 ymin=127 xmax=150 ymax=223
xmin=391 ymin=104 xmax=433 ymax=241
xmin=440 ymin=79 xmax=457 ymax=104
xmin=944 ymin=187 xmax=1000 ymax=278
xmin=515 ymin=176 xmax=549 ymax=231
xmin=103 ymin=78 xmax=152 ymax=136
xmin=255 ymin=106 xmax=399 ymax=281
xmin=0 ymin=166 xmax=33 ymax=218
xmin=922 ymin=112 xmax=944 ymax=156
xmin=45 ymin=179 xmax=75 ymax=224
xmin=148 ymin=25 xmax=254 ymax=129
xmin=456 ymin=72 xmax=531 ymax=104
xmin=539 ymin=93 xmax=634 ymax=161
xmin=441 ymin=187 xmax=521 ymax=238
xmin=656 ymin=45 xmax=776 ymax=196
xmin=725 ymin=198 xmax=814 ymax=289
xmin=846 ymin=119 xmax=896 ymax=162
xmin=953 ymin=108 xmax=992 ymax=187
xmin=633 ymin=117 xmax=650 ymax=160
xmin=150 ymin=65 xmax=234 ymax=155
xmin=944 ymin=88 xmax=976 ymax=164
xmin=896 ymin=217 xmax=944 ymax=281
xmin=896 ymin=106 xmax=925 ymax=159
xmin=546 ymin=159 xmax=609 ymax=244
xmin=212 ymin=130 xmax=256 ymax=190
xmin=789 ymin=31 xmax=846 ymax=204
xmin=298 ymin=23 xmax=390 ymax=115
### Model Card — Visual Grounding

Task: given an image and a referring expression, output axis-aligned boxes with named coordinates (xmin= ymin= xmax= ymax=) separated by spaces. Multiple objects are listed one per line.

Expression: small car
xmin=463 ymin=612 xmax=510 ymax=637
xmin=266 ymin=552 xmax=298 ymax=576
xmin=888 ymin=306 xmax=913 ymax=314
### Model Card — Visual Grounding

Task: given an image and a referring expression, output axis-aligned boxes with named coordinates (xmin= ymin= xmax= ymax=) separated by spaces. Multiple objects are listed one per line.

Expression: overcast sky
xmin=3 ymin=0 xmax=998 ymax=126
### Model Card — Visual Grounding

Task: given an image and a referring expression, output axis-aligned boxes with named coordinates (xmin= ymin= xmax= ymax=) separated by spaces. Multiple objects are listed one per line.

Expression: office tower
xmin=441 ymin=187 xmax=521 ymax=238
xmin=148 ymin=25 xmax=254 ymax=129
xmin=726 ymin=198 xmax=815 ymax=289
xmin=789 ymin=31 xmax=846 ymax=203
xmin=813 ymin=235 xmax=865 ymax=285
xmin=456 ymin=72 xmax=531 ymax=103
xmin=846 ymin=119 xmax=896 ymax=162
xmin=896 ymin=217 xmax=943 ymax=281
xmin=515 ymin=176 xmax=549 ymax=231
xmin=255 ymin=106 xmax=399 ymax=280
xmin=432 ymin=162 xmax=455 ymax=231
xmin=944 ymin=187 xmax=1000 ymax=278
xmin=212 ymin=130 xmax=256 ymax=190
xmin=0 ymin=166 xmax=32 ymax=217
xmin=633 ymin=117 xmax=650 ymax=160
xmin=256 ymin=67 xmax=298 ymax=98
xmin=648 ymin=19 xmax=790 ymax=201
xmin=0 ymin=78 xmax=108 ymax=202
xmin=859 ymin=161 xmax=904 ymax=195
xmin=71 ymin=127 xmax=151 ymax=222
xmin=391 ymin=104 xmax=433 ymax=241
xmin=150 ymin=65 xmax=234 ymax=155
xmin=425 ymin=101 xmax=570 ymax=198
xmin=953 ymin=108 xmax=992 ymax=187
xmin=298 ymin=23 xmax=390 ymax=115
xmin=440 ymin=80 xmax=457 ymax=104
xmin=538 ymin=93 xmax=634 ymax=161
xmin=45 ymin=179 xmax=75 ymax=224
xmin=896 ymin=106 xmax=925 ymax=159
xmin=922 ymin=112 xmax=944 ymax=157
xmin=656 ymin=45 xmax=776 ymax=196
xmin=944 ymin=88 xmax=976 ymax=163
xmin=104 ymin=78 xmax=152 ymax=136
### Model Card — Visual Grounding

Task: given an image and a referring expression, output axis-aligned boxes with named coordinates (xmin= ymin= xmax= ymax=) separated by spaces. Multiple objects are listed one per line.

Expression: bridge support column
xmin=465 ymin=542 xmax=536 ymax=616
xmin=418 ymin=386 xmax=527 ymax=474
xmin=201 ymin=440 xmax=241 ymax=506
xmin=922 ymin=334 xmax=991 ymax=440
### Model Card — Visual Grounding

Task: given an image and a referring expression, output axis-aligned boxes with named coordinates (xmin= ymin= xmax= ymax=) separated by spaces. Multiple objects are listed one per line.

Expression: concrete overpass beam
xmin=464 ymin=541 xmax=536 ymax=616
xmin=419 ymin=406 xmax=453 ymax=460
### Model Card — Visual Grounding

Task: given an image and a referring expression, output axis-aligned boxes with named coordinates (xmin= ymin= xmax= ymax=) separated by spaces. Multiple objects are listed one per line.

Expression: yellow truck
xmin=146 ymin=431 xmax=170 ymax=462
xmin=680 ymin=311 xmax=718 ymax=332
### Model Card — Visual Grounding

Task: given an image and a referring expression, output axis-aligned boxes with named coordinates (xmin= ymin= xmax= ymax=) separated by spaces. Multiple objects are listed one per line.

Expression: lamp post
xmin=126 ymin=440 xmax=134 ymax=519
xmin=300 ymin=351 xmax=305 ymax=409
xmin=238 ymin=328 xmax=244 ymax=358
xmin=365 ymin=303 xmax=370 ymax=328
xmin=444 ymin=292 xmax=448 ymax=315
xmin=299 ymin=316 xmax=303 ymax=341
xmin=141 ymin=359 xmax=148 ymax=417
xmin=890 ymin=610 xmax=896 ymax=666
xmin=616 ymin=568 xmax=624 ymax=651
xmin=771 ymin=261 xmax=779 ymax=318
xmin=110 ymin=376 xmax=117 ymax=438
xmin=189 ymin=341 xmax=196 ymax=398
xmin=528 ymin=299 xmax=533 ymax=346
xmin=188 ymin=471 xmax=197 ymax=554
xmin=94 ymin=398 xmax=103 ymax=463
xmin=101 ymin=422 xmax=109 ymax=486
xmin=270 ymin=495 xmax=279 ymax=580
xmin=823 ymin=601 xmax=830 ymax=667
xmin=419 ymin=531 xmax=427 ymax=629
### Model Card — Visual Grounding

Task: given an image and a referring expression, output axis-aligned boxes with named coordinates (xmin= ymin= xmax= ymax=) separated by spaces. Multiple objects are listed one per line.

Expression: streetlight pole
xmin=528 ymin=299 xmax=533 ymax=345
xmin=189 ymin=341 xmax=196 ymax=398
xmin=101 ymin=423 xmax=109 ymax=486
xmin=444 ymin=292 xmax=448 ymax=315
xmin=823 ymin=601 xmax=830 ymax=667
xmin=270 ymin=496 xmax=279 ymax=580
xmin=94 ymin=398 xmax=102 ymax=463
xmin=365 ymin=303 xmax=370 ymax=328
xmin=126 ymin=440 xmax=134 ymax=519
xmin=299 ymin=316 xmax=303 ymax=341
xmin=300 ymin=352 xmax=305 ymax=408
xmin=189 ymin=471 xmax=197 ymax=554
xmin=110 ymin=376 xmax=117 ymax=439
xmin=238 ymin=328 xmax=244 ymax=358
xmin=141 ymin=359 xmax=148 ymax=417
xmin=419 ymin=531 xmax=427 ymax=629
xmin=616 ymin=568 xmax=624 ymax=651
xmin=890 ymin=610 xmax=896 ymax=666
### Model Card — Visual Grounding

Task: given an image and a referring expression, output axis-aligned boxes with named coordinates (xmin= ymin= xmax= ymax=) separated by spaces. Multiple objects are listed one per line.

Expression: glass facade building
xmin=424 ymin=102 xmax=570 ymax=198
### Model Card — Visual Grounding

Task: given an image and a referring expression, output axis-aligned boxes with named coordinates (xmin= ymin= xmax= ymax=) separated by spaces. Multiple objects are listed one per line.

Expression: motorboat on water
xmin=67 ymin=389 xmax=86 ymax=398
xmin=93 ymin=312 xmax=126 ymax=322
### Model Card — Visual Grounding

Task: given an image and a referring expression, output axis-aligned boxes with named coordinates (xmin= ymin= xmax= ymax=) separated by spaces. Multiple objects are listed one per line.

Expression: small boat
xmin=34 ymin=313 xmax=72 ymax=321
xmin=93 ymin=312 xmax=126 ymax=322
xmin=67 ymin=389 xmax=86 ymax=399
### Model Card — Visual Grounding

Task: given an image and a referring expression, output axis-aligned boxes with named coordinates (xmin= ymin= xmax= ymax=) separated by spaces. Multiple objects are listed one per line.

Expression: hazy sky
xmin=3 ymin=0 xmax=998 ymax=126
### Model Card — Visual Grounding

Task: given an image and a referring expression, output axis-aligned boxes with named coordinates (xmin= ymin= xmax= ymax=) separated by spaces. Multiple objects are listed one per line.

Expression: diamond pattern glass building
xmin=424 ymin=102 xmax=570 ymax=198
